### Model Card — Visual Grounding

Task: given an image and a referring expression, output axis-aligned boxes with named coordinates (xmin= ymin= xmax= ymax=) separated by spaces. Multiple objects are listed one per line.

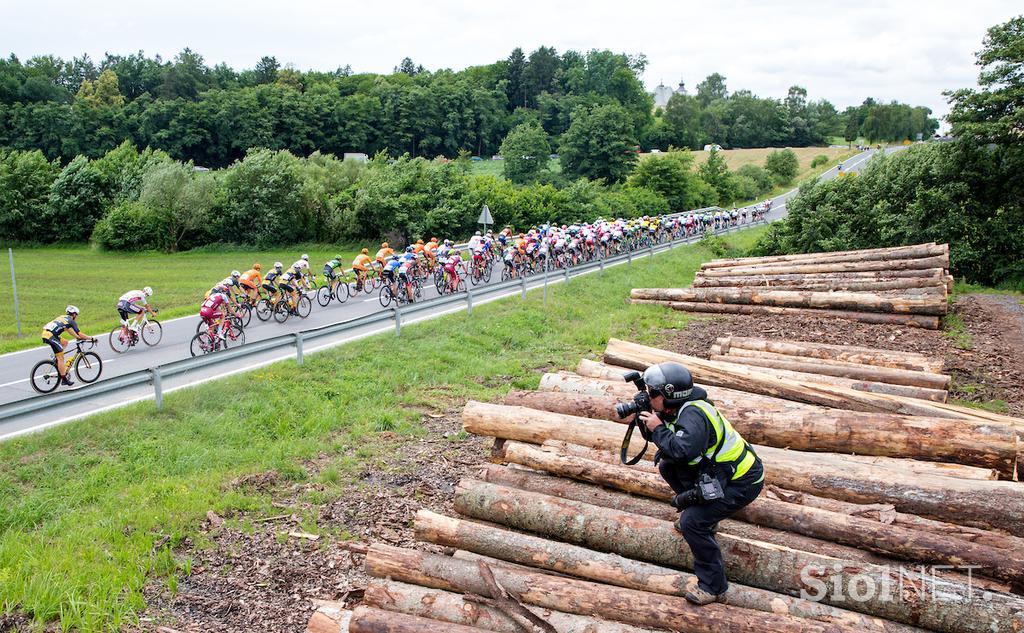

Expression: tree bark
xmin=364 ymin=579 xmax=665 ymax=633
xmin=712 ymin=348 xmax=949 ymax=390
xmin=630 ymin=287 xmax=947 ymax=316
xmin=307 ymin=604 xmax=352 ymax=633
xmin=697 ymin=268 xmax=947 ymax=283
xmin=697 ymin=254 xmax=950 ymax=277
xmin=349 ymin=605 xmax=491 ymax=633
xmin=699 ymin=243 xmax=948 ymax=270
xmin=632 ymin=299 xmax=942 ymax=329
xmin=414 ymin=510 xmax=925 ymax=633
xmin=576 ymin=358 xmax=633 ymax=380
xmin=451 ymin=480 xmax=1024 ymax=633
xmin=719 ymin=337 xmax=944 ymax=373
xmin=364 ymin=543 xmax=869 ymax=633
xmin=465 ymin=403 xmax=1024 ymax=536
xmin=695 ymin=278 xmax=947 ymax=293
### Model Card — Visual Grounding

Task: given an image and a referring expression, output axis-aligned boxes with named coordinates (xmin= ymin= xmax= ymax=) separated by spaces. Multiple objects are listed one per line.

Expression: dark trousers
xmin=659 ymin=460 xmax=764 ymax=594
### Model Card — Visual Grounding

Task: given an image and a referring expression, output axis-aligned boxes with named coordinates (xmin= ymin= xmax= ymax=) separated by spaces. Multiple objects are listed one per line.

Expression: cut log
xmin=697 ymin=254 xmax=951 ymax=277
xmin=695 ymin=278 xmax=948 ymax=293
xmin=364 ymin=543 xmax=871 ymax=633
xmin=714 ymin=347 xmax=949 ymax=390
xmin=464 ymin=402 xmax=1024 ymax=535
xmin=531 ymin=375 xmax=1019 ymax=478
xmin=707 ymin=357 xmax=948 ymax=402
xmin=308 ymin=603 xmax=352 ymax=633
xmin=364 ymin=579 xmax=665 ymax=633
xmin=697 ymin=268 xmax=948 ymax=283
xmin=414 ymin=510 xmax=923 ymax=633
xmin=576 ymin=358 xmax=632 ymax=380
xmin=604 ymin=338 xmax=1016 ymax=421
xmin=451 ymin=480 xmax=1024 ymax=633
xmin=630 ymin=287 xmax=947 ymax=316
xmin=633 ymin=299 xmax=942 ymax=329
xmin=478 ymin=464 xmax=1012 ymax=594
xmin=349 ymin=605 xmax=489 ymax=633
xmin=699 ymin=243 xmax=948 ymax=269
xmin=721 ymin=337 xmax=944 ymax=373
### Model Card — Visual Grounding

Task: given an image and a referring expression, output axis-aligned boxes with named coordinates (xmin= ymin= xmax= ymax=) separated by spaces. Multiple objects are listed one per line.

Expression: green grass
xmin=0 ymin=245 xmax=363 ymax=354
xmin=942 ymin=313 xmax=973 ymax=350
xmin=0 ymin=226 xmax=767 ymax=631
xmin=467 ymin=157 xmax=561 ymax=179
xmin=951 ymin=398 xmax=1011 ymax=414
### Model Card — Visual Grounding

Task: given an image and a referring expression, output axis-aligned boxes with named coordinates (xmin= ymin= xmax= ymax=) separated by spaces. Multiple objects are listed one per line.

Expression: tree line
xmin=755 ymin=15 xmax=1024 ymax=288
xmin=0 ymin=47 xmax=937 ymax=171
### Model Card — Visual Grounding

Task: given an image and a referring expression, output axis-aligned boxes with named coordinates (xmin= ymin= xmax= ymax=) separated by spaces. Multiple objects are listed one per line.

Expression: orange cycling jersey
xmin=413 ymin=244 xmax=425 ymax=254
xmin=375 ymin=247 xmax=394 ymax=261
xmin=353 ymin=254 xmax=373 ymax=270
xmin=424 ymin=242 xmax=437 ymax=254
xmin=240 ymin=269 xmax=262 ymax=287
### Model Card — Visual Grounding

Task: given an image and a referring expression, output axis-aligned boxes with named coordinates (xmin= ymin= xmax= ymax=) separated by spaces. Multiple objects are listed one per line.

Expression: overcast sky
xmin=3 ymin=1 xmax=1019 ymax=126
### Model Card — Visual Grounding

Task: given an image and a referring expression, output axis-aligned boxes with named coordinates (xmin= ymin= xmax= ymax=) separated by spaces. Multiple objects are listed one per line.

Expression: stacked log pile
xmin=308 ymin=336 xmax=1024 ymax=633
xmin=630 ymin=242 xmax=953 ymax=329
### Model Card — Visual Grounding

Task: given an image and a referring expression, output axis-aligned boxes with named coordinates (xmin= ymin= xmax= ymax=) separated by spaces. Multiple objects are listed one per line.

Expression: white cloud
xmin=2 ymin=0 xmax=1019 ymax=124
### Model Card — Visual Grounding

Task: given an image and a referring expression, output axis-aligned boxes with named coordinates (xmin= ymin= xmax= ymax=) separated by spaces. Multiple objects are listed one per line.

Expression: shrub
xmin=43 ymin=156 xmax=107 ymax=241
xmin=0 ymin=149 xmax=60 ymax=241
xmin=810 ymin=154 xmax=829 ymax=168
xmin=220 ymin=149 xmax=309 ymax=246
xmin=732 ymin=174 xmax=759 ymax=200
xmin=734 ymin=164 xmax=773 ymax=195
xmin=764 ymin=148 xmax=799 ymax=185
xmin=91 ymin=201 xmax=164 ymax=250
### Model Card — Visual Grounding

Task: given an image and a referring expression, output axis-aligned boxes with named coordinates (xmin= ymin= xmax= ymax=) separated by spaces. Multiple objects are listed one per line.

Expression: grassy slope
xmin=0 ymin=246 xmax=361 ymax=354
xmin=0 ymin=228 xmax=766 ymax=631
xmin=690 ymin=146 xmax=857 ymax=179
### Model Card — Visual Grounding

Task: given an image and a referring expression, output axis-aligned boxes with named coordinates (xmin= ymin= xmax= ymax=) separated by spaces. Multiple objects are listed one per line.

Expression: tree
xmin=522 ymin=46 xmax=559 ymax=108
xmin=559 ymin=103 xmax=638 ymax=182
xmin=44 ymin=155 xmax=107 ymax=240
xmin=394 ymin=57 xmax=424 ymax=76
xmin=253 ymin=56 xmax=279 ymax=85
xmin=627 ymin=151 xmax=705 ymax=210
xmin=0 ymin=149 xmax=60 ymax=240
xmin=75 ymin=69 xmax=125 ymax=108
xmin=505 ymin=47 xmax=527 ymax=109
xmin=765 ymin=148 xmax=799 ymax=185
xmin=499 ymin=123 xmax=550 ymax=184
xmin=946 ymin=15 xmax=1024 ymax=144
xmin=696 ymin=73 xmax=727 ymax=107
xmin=697 ymin=148 xmax=733 ymax=204
xmin=662 ymin=93 xmax=701 ymax=149
xmin=139 ymin=161 xmax=216 ymax=250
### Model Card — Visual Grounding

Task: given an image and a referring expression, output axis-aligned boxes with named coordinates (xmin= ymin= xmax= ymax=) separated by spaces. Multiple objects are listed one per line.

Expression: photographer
xmin=632 ymin=362 xmax=764 ymax=605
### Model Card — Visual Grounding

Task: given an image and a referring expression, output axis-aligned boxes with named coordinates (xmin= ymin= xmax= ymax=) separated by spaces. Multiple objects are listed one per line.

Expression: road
xmin=0 ymin=148 xmax=886 ymax=439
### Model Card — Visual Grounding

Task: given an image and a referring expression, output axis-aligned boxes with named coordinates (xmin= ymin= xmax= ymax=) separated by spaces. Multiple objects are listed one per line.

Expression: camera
xmin=670 ymin=472 xmax=725 ymax=509
xmin=615 ymin=389 xmax=651 ymax=419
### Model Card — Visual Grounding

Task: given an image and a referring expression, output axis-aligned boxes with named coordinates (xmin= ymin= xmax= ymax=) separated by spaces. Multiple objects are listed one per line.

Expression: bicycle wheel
xmin=363 ymin=276 xmax=376 ymax=295
xmin=190 ymin=332 xmax=213 ymax=357
xmin=109 ymin=326 xmax=131 ymax=354
xmin=196 ymin=319 xmax=205 ymax=334
xmin=237 ymin=304 xmax=252 ymax=328
xmin=296 ymin=296 xmax=312 ymax=318
xmin=456 ymin=279 xmax=466 ymax=293
xmin=379 ymin=284 xmax=393 ymax=308
xmin=30 ymin=360 xmax=61 ymax=394
xmin=483 ymin=265 xmax=492 ymax=283
xmin=74 ymin=352 xmax=103 ymax=384
xmin=334 ymin=279 xmax=350 ymax=304
xmin=255 ymin=298 xmax=273 ymax=321
xmin=273 ymin=300 xmax=290 ymax=324
xmin=224 ymin=328 xmax=246 ymax=349
xmin=316 ymin=285 xmax=332 ymax=307
xmin=142 ymin=320 xmax=163 ymax=346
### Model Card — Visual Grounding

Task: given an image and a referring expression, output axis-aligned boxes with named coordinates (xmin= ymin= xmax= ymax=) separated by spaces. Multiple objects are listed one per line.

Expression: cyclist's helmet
xmin=301 ymin=254 xmax=309 ymax=261
xmin=274 ymin=261 xmax=283 ymax=270
xmin=475 ymin=231 xmax=481 ymax=236
xmin=417 ymin=239 xmax=424 ymax=245
xmin=66 ymin=305 xmax=79 ymax=316
xmin=390 ymin=254 xmax=400 ymax=261
xmin=444 ymin=239 xmax=452 ymax=246
xmin=431 ymin=237 xmax=438 ymax=243
xmin=253 ymin=263 xmax=261 ymax=271
xmin=405 ymin=246 xmax=414 ymax=253
xmin=360 ymin=248 xmax=369 ymax=255
xmin=382 ymin=242 xmax=389 ymax=248
xmin=143 ymin=286 xmax=153 ymax=297
xmin=231 ymin=270 xmax=241 ymax=279
xmin=336 ymin=254 xmax=343 ymax=260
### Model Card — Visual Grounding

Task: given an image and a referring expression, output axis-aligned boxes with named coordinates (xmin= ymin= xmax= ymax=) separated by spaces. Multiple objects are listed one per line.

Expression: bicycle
xmin=469 ymin=256 xmax=491 ymax=285
xmin=255 ymin=287 xmax=277 ymax=321
xmin=109 ymin=311 xmax=163 ymax=353
xmin=190 ymin=316 xmax=246 ymax=357
xmin=316 ymin=272 xmax=352 ymax=307
xmin=272 ymin=292 xmax=312 ymax=323
xmin=30 ymin=339 xmax=103 ymax=393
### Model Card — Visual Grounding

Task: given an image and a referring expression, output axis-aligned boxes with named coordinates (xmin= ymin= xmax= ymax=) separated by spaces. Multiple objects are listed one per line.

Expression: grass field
xmin=689 ymin=145 xmax=856 ymax=176
xmin=0 ymin=246 xmax=362 ymax=354
xmin=0 ymin=227 xmax=767 ymax=631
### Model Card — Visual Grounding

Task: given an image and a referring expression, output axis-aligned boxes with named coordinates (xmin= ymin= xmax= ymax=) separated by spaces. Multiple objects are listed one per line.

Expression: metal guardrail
xmin=0 ymin=216 xmax=766 ymax=423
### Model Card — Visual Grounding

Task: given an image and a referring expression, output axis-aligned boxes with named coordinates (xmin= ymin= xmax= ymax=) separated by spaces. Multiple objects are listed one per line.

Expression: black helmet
xmin=642 ymin=362 xmax=703 ymax=407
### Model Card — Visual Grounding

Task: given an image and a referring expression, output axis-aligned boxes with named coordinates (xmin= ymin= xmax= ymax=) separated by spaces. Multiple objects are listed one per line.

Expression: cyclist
xmin=413 ymin=239 xmax=426 ymax=256
xmin=352 ymin=248 xmax=374 ymax=291
xmin=444 ymin=249 xmax=464 ymax=293
xmin=423 ymin=237 xmax=439 ymax=269
xmin=291 ymin=254 xmax=311 ymax=292
xmin=40 ymin=306 xmax=96 ymax=387
xmin=277 ymin=266 xmax=302 ymax=312
xmin=382 ymin=254 xmax=402 ymax=299
xmin=263 ymin=262 xmax=284 ymax=299
xmin=468 ymin=230 xmax=483 ymax=251
xmin=375 ymin=242 xmax=394 ymax=269
xmin=210 ymin=271 xmax=242 ymax=301
xmin=324 ymin=254 xmax=344 ymax=288
xmin=198 ymin=291 xmax=235 ymax=342
xmin=239 ymin=264 xmax=262 ymax=302
xmin=397 ymin=255 xmax=415 ymax=303
xmin=117 ymin=287 xmax=156 ymax=333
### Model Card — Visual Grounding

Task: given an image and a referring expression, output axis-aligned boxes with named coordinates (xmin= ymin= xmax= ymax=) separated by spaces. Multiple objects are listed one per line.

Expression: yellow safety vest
xmin=669 ymin=400 xmax=759 ymax=481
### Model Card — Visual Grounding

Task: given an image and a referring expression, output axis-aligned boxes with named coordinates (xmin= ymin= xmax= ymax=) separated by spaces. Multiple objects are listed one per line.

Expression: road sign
xmin=478 ymin=204 xmax=493 ymax=227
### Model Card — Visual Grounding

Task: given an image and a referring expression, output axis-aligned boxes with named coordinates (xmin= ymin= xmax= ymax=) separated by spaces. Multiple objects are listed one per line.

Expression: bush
xmin=0 ymin=149 xmax=60 ymax=242
xmin=810 ymin=154 xmax=829 ymax=168
xmin=43 ymin=156 xmax=108 ymax=241
xmin=734 ymin=164 xmax=773 ymax=195
xmin=500 ymin=123 xmax=551 ymax=184
xmin=627 ymin=151 xmax=708 ymax=211
xmin=732 ymin=174 xmax=759 ymax=200
xmin=220 ymin=149 xmax=309 ymax=246
xmin=764 ymin=149 xmax=799 ymax=185
xmin=139 ymin=162 xmax=217 ymax=251
xmin=91 ymin=201 xmax=164 ymax=250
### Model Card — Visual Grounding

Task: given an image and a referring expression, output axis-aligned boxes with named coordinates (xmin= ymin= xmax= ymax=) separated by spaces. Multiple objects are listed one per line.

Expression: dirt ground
xmin=134 ymin=293 xmax=1024 ymax=633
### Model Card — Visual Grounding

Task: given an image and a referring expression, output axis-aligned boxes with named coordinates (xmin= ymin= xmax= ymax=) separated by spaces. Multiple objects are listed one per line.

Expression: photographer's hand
xmin=640 ymin=411 xmax=662 ymax=433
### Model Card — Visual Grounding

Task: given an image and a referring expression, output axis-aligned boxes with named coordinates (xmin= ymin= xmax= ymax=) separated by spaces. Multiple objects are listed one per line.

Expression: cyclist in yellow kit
xmin=40 ymin=305 xmax=96 ymax=386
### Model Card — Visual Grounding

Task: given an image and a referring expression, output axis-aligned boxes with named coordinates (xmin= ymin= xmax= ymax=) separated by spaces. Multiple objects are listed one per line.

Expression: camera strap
xmin=619 ymin=416 xmax=650 ymax=465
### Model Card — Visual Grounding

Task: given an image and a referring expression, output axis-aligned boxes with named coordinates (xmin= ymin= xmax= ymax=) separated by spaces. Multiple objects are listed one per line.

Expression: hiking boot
xmin=685 ymin=586 xmax=726 ymax=606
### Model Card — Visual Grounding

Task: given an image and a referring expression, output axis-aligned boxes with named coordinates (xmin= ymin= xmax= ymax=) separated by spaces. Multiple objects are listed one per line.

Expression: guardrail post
xmin=151 ymin=368 xmax=163 ymax=410
xmin=294 ymin=332 xmax=304 ymax=365
xmin=8 ymin=248 xmax=21 ymax=337
xmin=627 ymin=250 xmax=632 ymax=266
xmin=543 ymin=257 xmax=550 ymax=306
xmin=520 ymin=274 xmax=526 ymax=300
xmin=563 ymin=266 xmax=569 ymax=283
xmin=466 ymin=287 xmax=473 ymax=316
xmin=394 ymin=306 xmax=402 ymax=337
xmin=649 ymin=243 xmax=654 ymax=260
xmin=599 ymin=258 xmax=605 ymax=274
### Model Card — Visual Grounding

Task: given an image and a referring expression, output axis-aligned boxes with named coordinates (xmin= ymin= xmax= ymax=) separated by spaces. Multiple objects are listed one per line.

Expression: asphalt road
xmin=0 ymin=148 xmax=886 ymax=439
